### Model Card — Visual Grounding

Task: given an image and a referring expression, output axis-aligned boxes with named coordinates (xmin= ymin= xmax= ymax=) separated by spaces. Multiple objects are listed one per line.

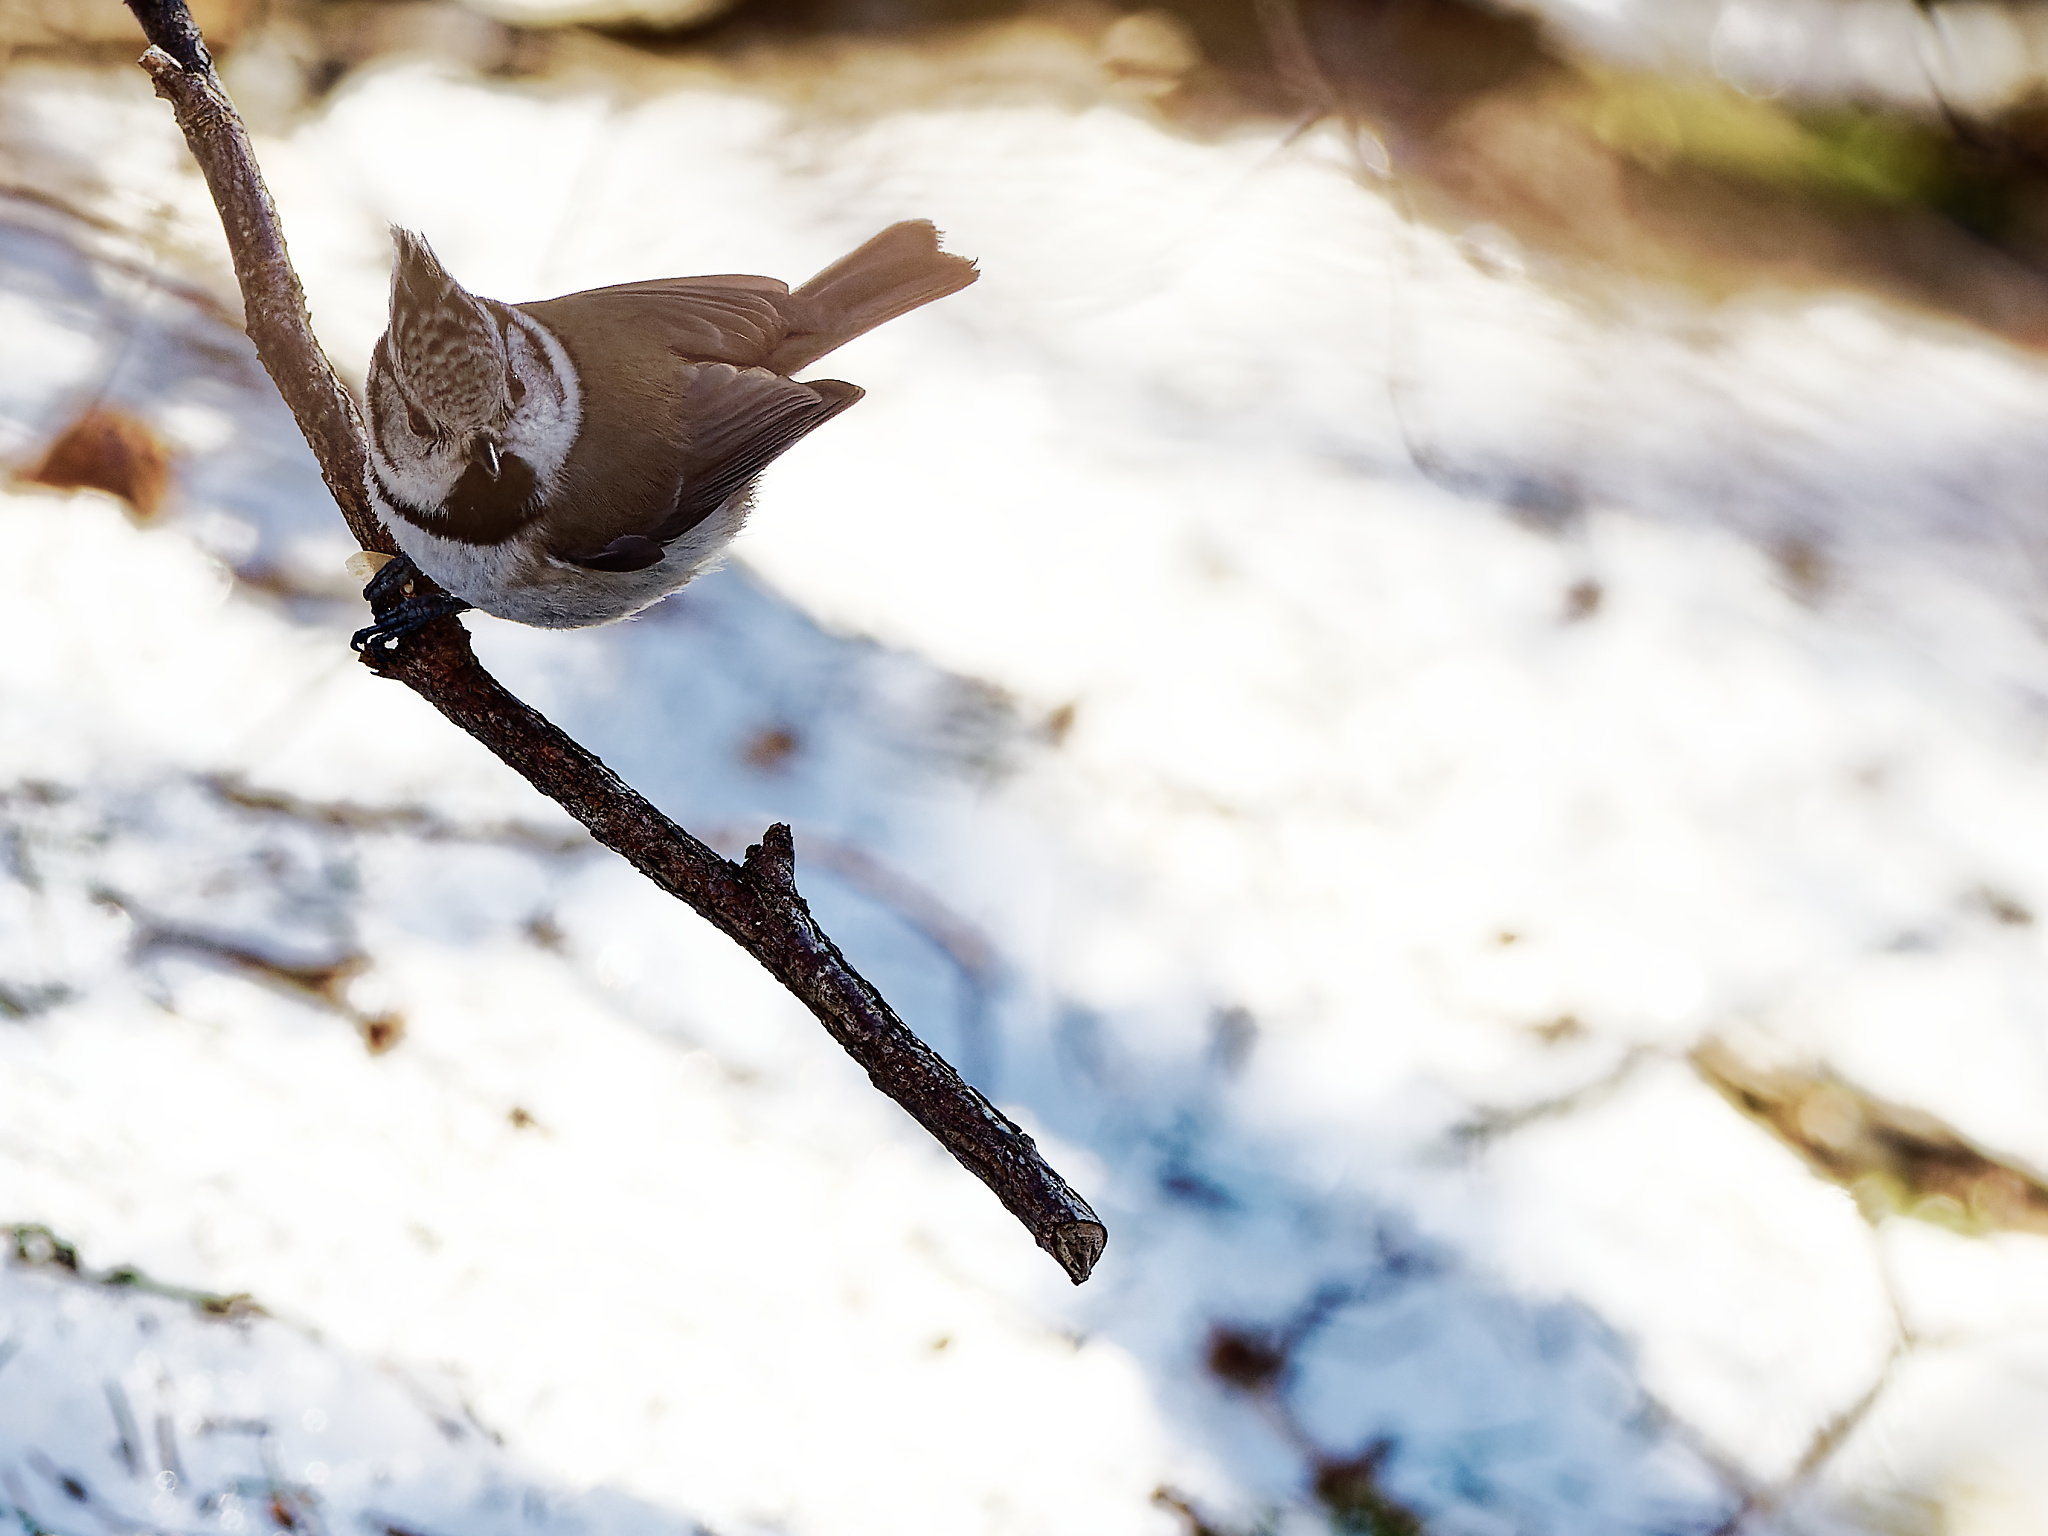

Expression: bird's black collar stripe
xmin=371 ymin=459 xmax=544 ymax=547
xmin=370 ymin=461 xmax=434 ymax=525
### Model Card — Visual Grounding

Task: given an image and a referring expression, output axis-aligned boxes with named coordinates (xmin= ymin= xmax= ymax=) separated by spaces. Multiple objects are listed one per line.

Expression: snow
xmin=1505 ymin=0 xmax=2048 ymax=112
xmin=3 ymin=16 xmax=2048 ymax=1536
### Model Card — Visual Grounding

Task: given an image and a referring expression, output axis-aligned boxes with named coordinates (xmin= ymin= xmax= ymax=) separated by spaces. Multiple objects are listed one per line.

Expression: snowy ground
xmin=4 ymin=15 xmax=2048 ymax=1536
xmin=1508 ymin=0 xmax=2048 ymax=111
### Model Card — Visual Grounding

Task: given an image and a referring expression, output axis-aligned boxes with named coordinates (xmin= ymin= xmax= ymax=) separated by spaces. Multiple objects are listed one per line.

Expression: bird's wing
xmin=522 ymin=282 xmax=796 ymax=368
xmin=556 ymin=364 xmax=862 ymax=569
xmin=653 ymin=365 xmax=863 ymax=543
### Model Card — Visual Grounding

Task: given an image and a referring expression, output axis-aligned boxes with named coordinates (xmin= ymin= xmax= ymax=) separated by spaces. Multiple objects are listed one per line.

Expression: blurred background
xmin=4 ymin=0 xmax=2048 ymax=1533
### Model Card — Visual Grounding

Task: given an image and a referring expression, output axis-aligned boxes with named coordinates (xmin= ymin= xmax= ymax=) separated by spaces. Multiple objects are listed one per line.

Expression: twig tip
xmin=1050 ymin=1220 xmax=1107 ymax=1284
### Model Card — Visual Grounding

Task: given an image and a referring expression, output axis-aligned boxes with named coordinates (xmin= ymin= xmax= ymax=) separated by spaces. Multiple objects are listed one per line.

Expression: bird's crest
xmin=386 ymin=227 xmax=510 ymax=432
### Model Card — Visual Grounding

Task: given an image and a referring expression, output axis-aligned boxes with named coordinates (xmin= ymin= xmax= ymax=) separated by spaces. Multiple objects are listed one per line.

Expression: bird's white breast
xmin=372 ymin=483 xmax=753 ymax=629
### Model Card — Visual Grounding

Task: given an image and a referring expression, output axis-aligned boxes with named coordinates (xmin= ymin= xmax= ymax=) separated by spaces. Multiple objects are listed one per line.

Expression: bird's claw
xmin=351 ymin=594 xmax=471 ymax=655
xmin=351 ymin=553 xmax=471 ymax=655
xmin=361 ymin=552 xmax=419 ymax=611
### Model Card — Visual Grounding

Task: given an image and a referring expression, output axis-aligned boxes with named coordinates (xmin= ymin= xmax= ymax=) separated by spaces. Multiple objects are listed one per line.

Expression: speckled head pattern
xmin=386 ymin=227 xmax=511 ymax=435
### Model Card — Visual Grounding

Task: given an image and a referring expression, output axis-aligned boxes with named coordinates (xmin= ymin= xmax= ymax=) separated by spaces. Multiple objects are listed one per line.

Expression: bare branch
xmin=120 ymin=0 xmax=1104 ymax=1282
xmin=131 ymin=36 xmax=386 ymax=554
xmin=379 ymin=631 xmax=1105 ymax=1278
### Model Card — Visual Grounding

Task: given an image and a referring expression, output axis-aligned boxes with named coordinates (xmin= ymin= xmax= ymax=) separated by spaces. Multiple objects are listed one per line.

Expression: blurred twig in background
xmin=1695 ymin=1037 xmax=2048 ymax=1238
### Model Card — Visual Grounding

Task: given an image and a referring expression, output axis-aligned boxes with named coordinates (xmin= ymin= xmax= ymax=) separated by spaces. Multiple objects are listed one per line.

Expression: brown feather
xmin=523 ymin=283 xmax=791 ymax=368
xmin=768 ymin=220 xmax=978 ymax=373
xmin=506 ymin=221 xmax=971 ymax=560
xmin=649 ymin=366 xmax=861 ymax=546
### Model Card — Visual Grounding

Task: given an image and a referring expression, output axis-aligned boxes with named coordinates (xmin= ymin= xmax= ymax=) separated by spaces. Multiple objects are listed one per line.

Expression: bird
xmin=352 ymin=220 xmax=977 ymax=652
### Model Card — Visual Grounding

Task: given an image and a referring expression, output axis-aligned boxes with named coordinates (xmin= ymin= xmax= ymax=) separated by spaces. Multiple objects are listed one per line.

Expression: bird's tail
xmin=767 ymin=220 xmax=977 ymax=373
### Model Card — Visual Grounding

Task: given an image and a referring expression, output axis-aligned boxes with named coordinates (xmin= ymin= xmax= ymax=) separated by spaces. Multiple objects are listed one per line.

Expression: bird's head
xmin=384 ymin=226 xmax=515 ymax=479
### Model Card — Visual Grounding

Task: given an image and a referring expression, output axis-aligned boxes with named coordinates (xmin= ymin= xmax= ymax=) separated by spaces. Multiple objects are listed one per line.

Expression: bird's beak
xmin=470 ymin=435 xmax=502 ymax=478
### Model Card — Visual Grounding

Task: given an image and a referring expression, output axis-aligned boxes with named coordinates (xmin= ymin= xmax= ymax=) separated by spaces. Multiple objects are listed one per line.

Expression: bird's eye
xmin=508 ymin=372 xmax=526 ymax=406
xmin=405 ymin=402 xmax=432 ymax=439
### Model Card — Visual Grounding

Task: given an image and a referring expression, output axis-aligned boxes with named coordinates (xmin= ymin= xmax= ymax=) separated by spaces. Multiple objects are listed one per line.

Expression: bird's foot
xmin=360 ymin=550 xmax=421 ymax=611
xmin=351 ymin=594 xmax=471 ymax=654
xmin=351 ymin=553 xmax=472 ymax=655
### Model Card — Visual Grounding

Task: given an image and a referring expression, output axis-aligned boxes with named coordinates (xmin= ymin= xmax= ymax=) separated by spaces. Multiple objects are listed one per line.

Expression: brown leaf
xmin=1205 ymin=1323 xmax=1288 ymax=1393
xmin=25 ymin=406 xmax=173 ymax=521
xmin=744 ymin=725 xmax=801 ymax=772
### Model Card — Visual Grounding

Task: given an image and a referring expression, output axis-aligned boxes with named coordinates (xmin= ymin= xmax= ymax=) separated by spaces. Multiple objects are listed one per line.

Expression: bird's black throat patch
xmin=376 ymin=453 xmax=541 ymax=546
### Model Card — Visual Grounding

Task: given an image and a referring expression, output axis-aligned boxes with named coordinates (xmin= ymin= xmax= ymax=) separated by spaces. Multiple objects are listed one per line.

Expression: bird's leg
xmin=350 ymin=552 xmax=472 ymax=655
